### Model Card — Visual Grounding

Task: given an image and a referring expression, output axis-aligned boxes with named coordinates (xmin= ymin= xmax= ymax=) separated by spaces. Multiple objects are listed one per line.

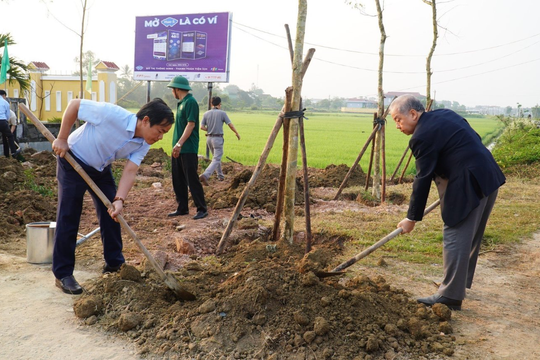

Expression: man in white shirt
xmin=51 ymin=98 xmax=174 ymax=294
xmin=0 ymin=90 xmax=20 ymax=157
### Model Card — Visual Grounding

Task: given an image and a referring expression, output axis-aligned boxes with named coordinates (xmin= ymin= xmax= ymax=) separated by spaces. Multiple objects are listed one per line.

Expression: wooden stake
xmin=391 ymin=146 xmax=409 ymax=182
xmin=298 ymin=102 xmax=313 ymax=253
xmin=272 ymin=87 xmax=293 ymax=241
xmin=333 ymin=124 xmax=379 ymax=200
xmin=216 ymin=113 xmax=285 ymax=254
xmin=364 ymin=114 xmax=377 ymax=192
xmin=381 ymin=121 xmax=386 ymax=202
xmin=399 ymin=151 xmax=414 ymax=184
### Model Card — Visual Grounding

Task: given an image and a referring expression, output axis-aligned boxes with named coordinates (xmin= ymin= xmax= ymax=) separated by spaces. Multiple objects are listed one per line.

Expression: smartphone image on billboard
xmin=150 ymin=31 xmax=167 ymax=60
xmin=195 ymin=32 xmax=207 ymax=60
xmin=181 ymin=31 xmax=195 ymax=59
xmin=167 ymin=30 xmax=182 ymax=61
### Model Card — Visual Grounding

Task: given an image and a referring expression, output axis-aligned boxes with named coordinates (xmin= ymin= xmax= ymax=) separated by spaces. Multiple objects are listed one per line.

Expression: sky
xmin=1 ymin=0 xmax=539 ymax=108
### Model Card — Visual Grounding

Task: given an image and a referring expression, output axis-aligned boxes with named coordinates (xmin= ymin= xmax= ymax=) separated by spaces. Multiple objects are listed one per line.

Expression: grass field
xmin=152 ymin=111 xmax=504 ymax=171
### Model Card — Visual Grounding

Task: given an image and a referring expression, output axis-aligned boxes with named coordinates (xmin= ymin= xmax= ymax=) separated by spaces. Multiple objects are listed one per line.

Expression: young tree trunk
xmin=79 ymin=0 xmax=87 ymax=101
xmin=372 ymin=0 xmax=386 ymax=200
xmin=424 ymin=0 xmax=438 ymax=105
xmin=283 ymin=0 xmax=307 ymax=244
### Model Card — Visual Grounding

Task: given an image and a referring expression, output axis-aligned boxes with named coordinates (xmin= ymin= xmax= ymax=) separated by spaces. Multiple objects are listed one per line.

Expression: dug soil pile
xmin=0 ymin=151 xmax=57 ymax=255
xmin=75 ymin=240 xmax=455 ymax=360
xmin=1 ymin=149 xmax=455 ymax=359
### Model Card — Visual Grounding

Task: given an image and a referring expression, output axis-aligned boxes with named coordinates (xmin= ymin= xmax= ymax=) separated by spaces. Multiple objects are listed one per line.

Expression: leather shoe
xmin=417 ymin=293 xmax=462 ymax=310
xmin=199 ymin=174 xmax=209 ymax=186
xmin=168 ymin=210 xmax=189 ymax=217
xmin=12 ymin=148 xmax=21 ymax=157
xmin=55 ymin=275 xmax=83 ymax=295
xmin=102 ymin=263 xmax=123 ymax=274
xmin=193 ymin=211 xmax=208 ymax=220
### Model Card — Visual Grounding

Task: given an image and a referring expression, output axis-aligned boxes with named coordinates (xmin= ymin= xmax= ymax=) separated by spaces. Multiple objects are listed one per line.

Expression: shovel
xmin=329 ymin=199 xmax=441 ymax=273
xmin=19 ymin=103 xmax=196 ymax=301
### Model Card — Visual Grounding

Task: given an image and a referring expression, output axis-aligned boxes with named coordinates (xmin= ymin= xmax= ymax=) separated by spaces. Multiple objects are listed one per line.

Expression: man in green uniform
xmin=167 ymin=76 xmax=208 ymax=220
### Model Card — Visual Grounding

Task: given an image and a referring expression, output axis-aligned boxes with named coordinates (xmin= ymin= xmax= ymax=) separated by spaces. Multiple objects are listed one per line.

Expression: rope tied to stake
xmin=280 ymin=108 xmax=308 ymax=120
xmin=373 ymin=117 xmax=386 ymax=126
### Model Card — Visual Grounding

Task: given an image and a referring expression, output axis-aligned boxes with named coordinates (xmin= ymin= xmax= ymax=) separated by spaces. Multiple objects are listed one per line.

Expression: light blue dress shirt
xmin=0 ymin=97 xmax=10 ymax=121
xmin=68 ymin=100 xmax=149 ymax=171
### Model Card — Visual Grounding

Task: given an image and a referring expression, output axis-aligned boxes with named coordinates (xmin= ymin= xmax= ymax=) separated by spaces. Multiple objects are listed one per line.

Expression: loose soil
xmin=1 ymin=149 xmax=539 ymax=359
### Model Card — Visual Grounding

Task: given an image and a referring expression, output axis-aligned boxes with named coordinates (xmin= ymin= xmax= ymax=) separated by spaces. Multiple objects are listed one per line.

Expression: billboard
xmin=134 ymin=12 xmax=232 ymax=82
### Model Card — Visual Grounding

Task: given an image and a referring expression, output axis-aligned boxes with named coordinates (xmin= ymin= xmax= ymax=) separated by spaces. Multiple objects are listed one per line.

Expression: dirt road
xmin=0 ymin=252 xmax=139 ymax=360
xmin=2 ymin=232 xmax=540 ymax=359
xmin=363 ymin=232 xmax=540 ymax=360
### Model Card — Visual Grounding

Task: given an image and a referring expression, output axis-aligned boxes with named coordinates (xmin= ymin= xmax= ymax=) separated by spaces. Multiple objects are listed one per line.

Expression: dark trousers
xmin=436 ymin=175 xmax=498 ymax=300
xmin=0 ymin=121 xmax=17 ymax=157
xmin=53 ymin=155 xmax=124 ymax=280
xmin=171 ymin=153 xmax=206 ymax=213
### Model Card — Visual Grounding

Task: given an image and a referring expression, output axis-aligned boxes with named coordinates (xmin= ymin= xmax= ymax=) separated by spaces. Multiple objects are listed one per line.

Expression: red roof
xmin=30 ymin=61 xmax=50 ymax=70
xmin=100 ymin=61 xmax=119 ymax=70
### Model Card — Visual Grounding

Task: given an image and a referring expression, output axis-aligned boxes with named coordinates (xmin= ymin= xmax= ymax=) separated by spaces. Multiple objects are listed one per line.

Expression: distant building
xmin=2 ymin=60 xmax=119 ymax=121
xmin=466 ymin=105 xmax=505 ymax=116
xmin=345 ymin=98 xmax=377 ymax=108
xmin=341 ymin=97 xmax=377 ymax=113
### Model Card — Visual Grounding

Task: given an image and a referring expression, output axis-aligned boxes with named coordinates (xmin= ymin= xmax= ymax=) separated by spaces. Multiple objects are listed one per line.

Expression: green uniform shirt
xmin=172 ymin=93 xmax=199 ymax=154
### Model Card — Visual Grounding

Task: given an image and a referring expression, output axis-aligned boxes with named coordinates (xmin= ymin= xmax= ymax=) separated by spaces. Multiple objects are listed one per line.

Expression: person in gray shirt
xmin=199 ymin=96 xmax=240 ymax=185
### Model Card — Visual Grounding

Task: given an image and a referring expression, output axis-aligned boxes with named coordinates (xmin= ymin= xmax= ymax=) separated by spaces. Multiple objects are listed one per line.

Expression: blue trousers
xmin=52 ymin=155 xmax=124 ymax=279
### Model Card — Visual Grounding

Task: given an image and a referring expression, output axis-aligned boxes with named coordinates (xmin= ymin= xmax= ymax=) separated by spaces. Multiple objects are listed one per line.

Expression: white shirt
xmin=68 ymin=100 xmax=149 ymax=171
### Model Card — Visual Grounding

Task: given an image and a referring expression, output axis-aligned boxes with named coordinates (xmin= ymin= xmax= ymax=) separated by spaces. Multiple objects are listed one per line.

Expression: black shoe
xmin=102 ymin=263 xmax=123 ymax=274
xmin=12 ymin=148 xmax=21 ymax=157
xmin=417 ymin=294 xmax=462 ymax=310
xmin=193 ymin=211 xmax=208 ymax=220
xmin=168 ymin=210 xmax=189 ymax=217
xmin=55 ymin=275 xmax=83 ymax=295
xmin=199 ymin=174 xmax=209 ymax=186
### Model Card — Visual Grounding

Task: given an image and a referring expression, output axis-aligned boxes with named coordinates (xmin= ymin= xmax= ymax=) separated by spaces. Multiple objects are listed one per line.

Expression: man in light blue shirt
xmin=0 ymin=90 xmax=20 ymax=157
xmin=51 ymin=98 xmax=174 ymax=295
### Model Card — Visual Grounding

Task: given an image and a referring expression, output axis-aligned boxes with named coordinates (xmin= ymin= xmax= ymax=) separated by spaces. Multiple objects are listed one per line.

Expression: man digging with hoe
xmin=390 ymin=94 xmax=505 ymax=310
xmin=51 ymin=98 xmax=174 ymax=294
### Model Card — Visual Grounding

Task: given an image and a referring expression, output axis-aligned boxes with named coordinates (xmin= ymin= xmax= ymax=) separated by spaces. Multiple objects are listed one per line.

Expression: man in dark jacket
xmin=389 ymin=94 xmax=506 ymax=310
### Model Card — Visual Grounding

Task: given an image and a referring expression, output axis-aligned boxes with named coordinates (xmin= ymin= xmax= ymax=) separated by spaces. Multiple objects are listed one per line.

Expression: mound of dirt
xmin=75 ymin=241 xmax=455 ymax=359
xmin=205 ymin=164 xmax=304 ymax=212
xmin=142 ymin=148 xmax=169 ymax=165
xmin=309 ymin=164 xmax=367 ymax=188
xmin=0 ymin=157 xmax=57 ymax=247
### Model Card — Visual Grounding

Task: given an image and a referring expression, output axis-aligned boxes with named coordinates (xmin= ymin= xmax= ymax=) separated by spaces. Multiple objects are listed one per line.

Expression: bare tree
xmin=283 ymin=0 xmax=308 ymax=244
xmin=40 ymin=0 xmax=90 ymax=125
xmin=78 ymin=0 xmax=89 ymax=102
xmin=423 ymin=0 xmax=438 ymax=104
xmin=372 ymin=0 xmax=386 ymax=200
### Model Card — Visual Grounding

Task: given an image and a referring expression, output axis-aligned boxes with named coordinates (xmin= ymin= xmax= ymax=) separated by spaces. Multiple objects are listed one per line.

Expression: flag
xmin=0 ymin=39 xmax=11 ymax=85
xmin=85 ymin=59 xmax=92 ymax=93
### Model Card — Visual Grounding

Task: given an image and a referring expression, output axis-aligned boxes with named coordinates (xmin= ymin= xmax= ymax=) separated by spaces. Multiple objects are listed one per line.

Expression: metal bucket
xmin=26 ymin=221 xmax=56 ymax=264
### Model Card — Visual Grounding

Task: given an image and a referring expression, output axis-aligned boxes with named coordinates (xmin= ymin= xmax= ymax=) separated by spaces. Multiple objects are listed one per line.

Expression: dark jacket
xmin=407 ymin=109 xmax=505 ymax=227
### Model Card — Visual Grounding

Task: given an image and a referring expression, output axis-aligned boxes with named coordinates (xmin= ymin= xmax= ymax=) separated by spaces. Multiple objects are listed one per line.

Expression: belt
xmin=206 ymin=134 xmax=223 ymax=137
